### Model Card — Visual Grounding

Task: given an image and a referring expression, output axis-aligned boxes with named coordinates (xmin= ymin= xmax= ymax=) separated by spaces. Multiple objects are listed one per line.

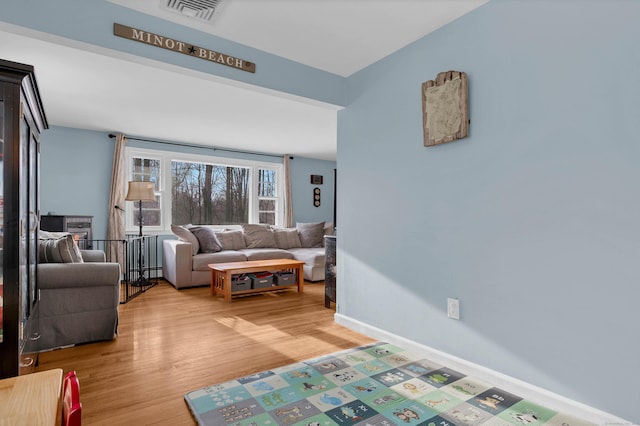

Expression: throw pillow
xmin=296 ymin=221 xmax=325 ymax=248
xmin=273 ymin=228 xmax=302 ymax=249
xmin=171 ymin=224 xmax=200 ymax=255
xmin=322 ymin=222 xmax=335 ymax=246
xmin=38 ymin=232 xmax=84 ymax=263
xmin=215 ymin=230 xmax=247 ymax=250
xmin=324 ymin=222 xmax=334 ymax=236
xmin=189 ymin=226 xmax=222 ymax=253
xmin=242 ymin=224 xmax=277 ymax=249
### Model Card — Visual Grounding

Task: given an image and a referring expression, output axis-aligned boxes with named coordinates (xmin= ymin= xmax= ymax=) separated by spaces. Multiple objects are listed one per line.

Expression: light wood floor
xmin=35 ymin=280 xmax=374 ymax=425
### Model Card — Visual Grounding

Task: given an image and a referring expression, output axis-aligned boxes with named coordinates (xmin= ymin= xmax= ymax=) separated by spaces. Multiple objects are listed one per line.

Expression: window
xmin=258 ymin=169 xmax=278 ymax=225
xmin=172 ymin=161 xmax=250 ymax=226
xmin=129 ymin=156 xmax=161 ymax=230
xmin=125 ymin=147 xmax=283 ymax=232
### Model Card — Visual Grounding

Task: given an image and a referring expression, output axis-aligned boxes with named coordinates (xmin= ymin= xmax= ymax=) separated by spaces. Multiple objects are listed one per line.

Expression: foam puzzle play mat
xmin=184 ymin=342 xmax=595 ymax=425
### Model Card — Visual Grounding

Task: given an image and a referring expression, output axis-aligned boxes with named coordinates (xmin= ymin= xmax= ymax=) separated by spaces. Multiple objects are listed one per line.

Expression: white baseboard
xmin=335 ymin=313 xmax=631 ymax=425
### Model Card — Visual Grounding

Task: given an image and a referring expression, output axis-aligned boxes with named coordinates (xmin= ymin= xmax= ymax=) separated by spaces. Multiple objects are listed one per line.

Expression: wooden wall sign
xmin=113 ymin=23 xmax=255 ymax=74
xmin=422 ymin=70 xmax=469 ymax=147
xmin=310 ymin=175 xmax=323 ymax=185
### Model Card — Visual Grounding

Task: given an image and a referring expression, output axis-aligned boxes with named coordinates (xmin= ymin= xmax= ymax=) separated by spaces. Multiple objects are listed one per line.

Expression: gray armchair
xmin=36 ymin=249 xmax=120 ymax=351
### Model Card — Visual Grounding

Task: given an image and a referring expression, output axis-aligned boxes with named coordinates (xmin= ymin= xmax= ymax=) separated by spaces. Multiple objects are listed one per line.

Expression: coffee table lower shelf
xmin=208 ymin=259 xmax=305 ymax=302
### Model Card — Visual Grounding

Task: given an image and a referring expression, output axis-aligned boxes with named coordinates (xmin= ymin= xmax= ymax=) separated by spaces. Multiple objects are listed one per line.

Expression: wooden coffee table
xmin=208 ymin=259 xmax=304 ymax=302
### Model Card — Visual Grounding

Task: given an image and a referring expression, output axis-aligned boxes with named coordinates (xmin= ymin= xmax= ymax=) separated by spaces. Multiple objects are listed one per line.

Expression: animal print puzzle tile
xmin=422 ymin=367 xmax=466 ymax=388
xmin=441 ymin=377 xmax=491 ymax=401
xmin=544 ymin=412 xmax=597 ymax=425
xmin=391 ymin=377 xmax=436 ymax=399
xmin=496 ymin=400 xmax=557 ymax=425
xmin=441 ymin=401 xmax=494 ymax=425
xmin=468 ymin=387 xmax=523 ymax=415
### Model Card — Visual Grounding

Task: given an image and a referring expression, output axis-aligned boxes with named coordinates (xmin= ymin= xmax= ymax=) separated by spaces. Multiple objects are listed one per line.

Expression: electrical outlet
xmin=447 ymin=298 xmax=460 ymax=320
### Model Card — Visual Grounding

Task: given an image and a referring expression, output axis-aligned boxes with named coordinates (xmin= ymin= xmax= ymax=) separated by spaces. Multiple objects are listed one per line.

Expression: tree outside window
xmin=127 ymin=148 xmax=283 ymax=230
xmin=172 ymin=161 xmax=250 ymax=225
xmin=258 ymin=169 xmax=277 ymax=225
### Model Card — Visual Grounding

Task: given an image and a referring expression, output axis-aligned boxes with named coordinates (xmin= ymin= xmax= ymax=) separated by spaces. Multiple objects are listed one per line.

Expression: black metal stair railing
xmin=77 ymin=235 xmax=158 ymax=303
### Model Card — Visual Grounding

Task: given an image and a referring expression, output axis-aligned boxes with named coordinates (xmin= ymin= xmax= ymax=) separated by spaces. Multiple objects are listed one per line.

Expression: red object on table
xmin=62 ymin=371 xmax=82 ymax=426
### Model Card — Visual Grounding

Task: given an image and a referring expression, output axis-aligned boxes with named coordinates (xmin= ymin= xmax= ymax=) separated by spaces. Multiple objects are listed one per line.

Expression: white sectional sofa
xmin=162 ymin=222 xmax=331 ymax=289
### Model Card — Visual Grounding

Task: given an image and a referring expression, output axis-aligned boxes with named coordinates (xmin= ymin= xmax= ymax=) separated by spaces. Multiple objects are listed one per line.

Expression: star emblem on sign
xmin=188 ymin=46 xmax=196 ymax=54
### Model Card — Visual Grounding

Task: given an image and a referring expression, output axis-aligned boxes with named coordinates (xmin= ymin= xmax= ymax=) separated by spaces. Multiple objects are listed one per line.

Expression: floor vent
xmin=164 ymin=0 xmax=223 ymax=22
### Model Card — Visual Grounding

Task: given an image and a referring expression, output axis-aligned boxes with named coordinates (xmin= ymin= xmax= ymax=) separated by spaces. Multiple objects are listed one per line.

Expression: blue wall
xmin=337 ymin=0 xmax=640 ymax=421
xmin=290 ymin=157 xmax=335 ymax=225
xmin=40 ymin=127 xmax=113 ymax=239
xmin=40 ymin=126 xmax=336 ymax=240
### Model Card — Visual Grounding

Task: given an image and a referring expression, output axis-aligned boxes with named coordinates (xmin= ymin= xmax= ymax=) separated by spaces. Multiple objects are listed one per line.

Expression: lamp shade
xmin=125 ymin=181 xmax=156 ymax=201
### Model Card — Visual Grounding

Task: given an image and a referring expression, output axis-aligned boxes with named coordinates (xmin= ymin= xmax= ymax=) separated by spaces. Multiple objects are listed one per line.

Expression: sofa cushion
xmin=323 ymin=222 xmax=334 ymax=239
xmin=273 ymin=228 xmax=302 ymax=249
xmin=238 ymin=248 xmax=295 ymax=261
xmin=38 ymin=231 xmax=83 ymax=263
xmin=192 ymin=251 xmax=248 ymax=271
xmin=296 ymin=221 xmax=325 ymax=248
xmin=288 ymin=248 xmax=325 ymax=268
xmin=37 ymin=262 xmax=120 ymax=290
xmin=215 ymin=230 xmax=247 ymax=250
xmin=242 ymin=224 xmax=277 ymax=249
xmin=80 ymin=250 xmax=106 ymax=263
xmin=190 ymin=226 xmax=223 ymax=253
xmin=171 ymin=224 xmax=199 ymax=255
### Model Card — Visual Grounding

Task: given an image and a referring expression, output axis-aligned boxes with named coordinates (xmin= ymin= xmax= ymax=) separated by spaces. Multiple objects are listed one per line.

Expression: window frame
xmin=125 ymin=147 xmax=284 ymax=233
xmin=126 ymin=150 xmax=164 ymax=234
xmin=256 ymin=168 xmax=279 ymax=226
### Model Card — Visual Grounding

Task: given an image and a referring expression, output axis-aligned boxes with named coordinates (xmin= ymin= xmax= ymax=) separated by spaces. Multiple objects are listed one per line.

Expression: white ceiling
xmin=0 ymin=0 xmax=487 ymax=160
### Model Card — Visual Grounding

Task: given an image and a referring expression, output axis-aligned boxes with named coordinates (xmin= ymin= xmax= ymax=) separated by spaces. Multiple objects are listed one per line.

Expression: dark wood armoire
xmin=0 ymin=59 xmax=48 ymax=378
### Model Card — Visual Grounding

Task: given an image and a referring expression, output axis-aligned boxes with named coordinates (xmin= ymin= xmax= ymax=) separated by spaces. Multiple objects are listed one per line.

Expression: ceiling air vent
xmin=164 ymin=0 xmax=224 ymax=22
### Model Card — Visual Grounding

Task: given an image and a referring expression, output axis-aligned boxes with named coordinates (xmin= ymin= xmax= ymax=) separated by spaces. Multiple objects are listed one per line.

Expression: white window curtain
xmin=106 ymin=133 xmax=128 ymax=266
xmin=283 ymin=155 xmax=293 ymax=227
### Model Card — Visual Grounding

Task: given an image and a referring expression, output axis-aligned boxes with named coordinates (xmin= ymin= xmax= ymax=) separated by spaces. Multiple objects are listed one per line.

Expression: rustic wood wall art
xmin=422 ymin=70 xmax=469 ymax=147
xmin=113 ymin=23 xmax=255 ymax=74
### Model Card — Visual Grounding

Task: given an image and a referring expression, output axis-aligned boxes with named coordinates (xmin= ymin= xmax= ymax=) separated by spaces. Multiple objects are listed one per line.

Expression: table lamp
xmin=125 ymin=181 xmax=155 ymax=236
xmin=125 ymin=181 xmax=155 ymax=287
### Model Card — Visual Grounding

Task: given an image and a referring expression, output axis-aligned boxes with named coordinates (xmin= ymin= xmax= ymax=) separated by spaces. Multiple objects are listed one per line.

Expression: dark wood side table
xmin=324 ymin=235 xmax=336 ymax=308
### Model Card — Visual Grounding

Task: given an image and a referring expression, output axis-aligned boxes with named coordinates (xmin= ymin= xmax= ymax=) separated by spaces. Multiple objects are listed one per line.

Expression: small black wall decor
xmin=310 ymin=174 xmax=323 ymax=185
xmin=313 ymin=187 xmax=321 ymax=207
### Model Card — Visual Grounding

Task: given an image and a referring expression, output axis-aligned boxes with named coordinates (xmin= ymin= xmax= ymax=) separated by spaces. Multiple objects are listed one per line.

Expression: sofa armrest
xmin=80 ymin=249 xmax=106 ymax=263
xmin=162 ymin=239 xmax=193 ymax=288
xmin=38 ymin=263 xmax=121 ymax=289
